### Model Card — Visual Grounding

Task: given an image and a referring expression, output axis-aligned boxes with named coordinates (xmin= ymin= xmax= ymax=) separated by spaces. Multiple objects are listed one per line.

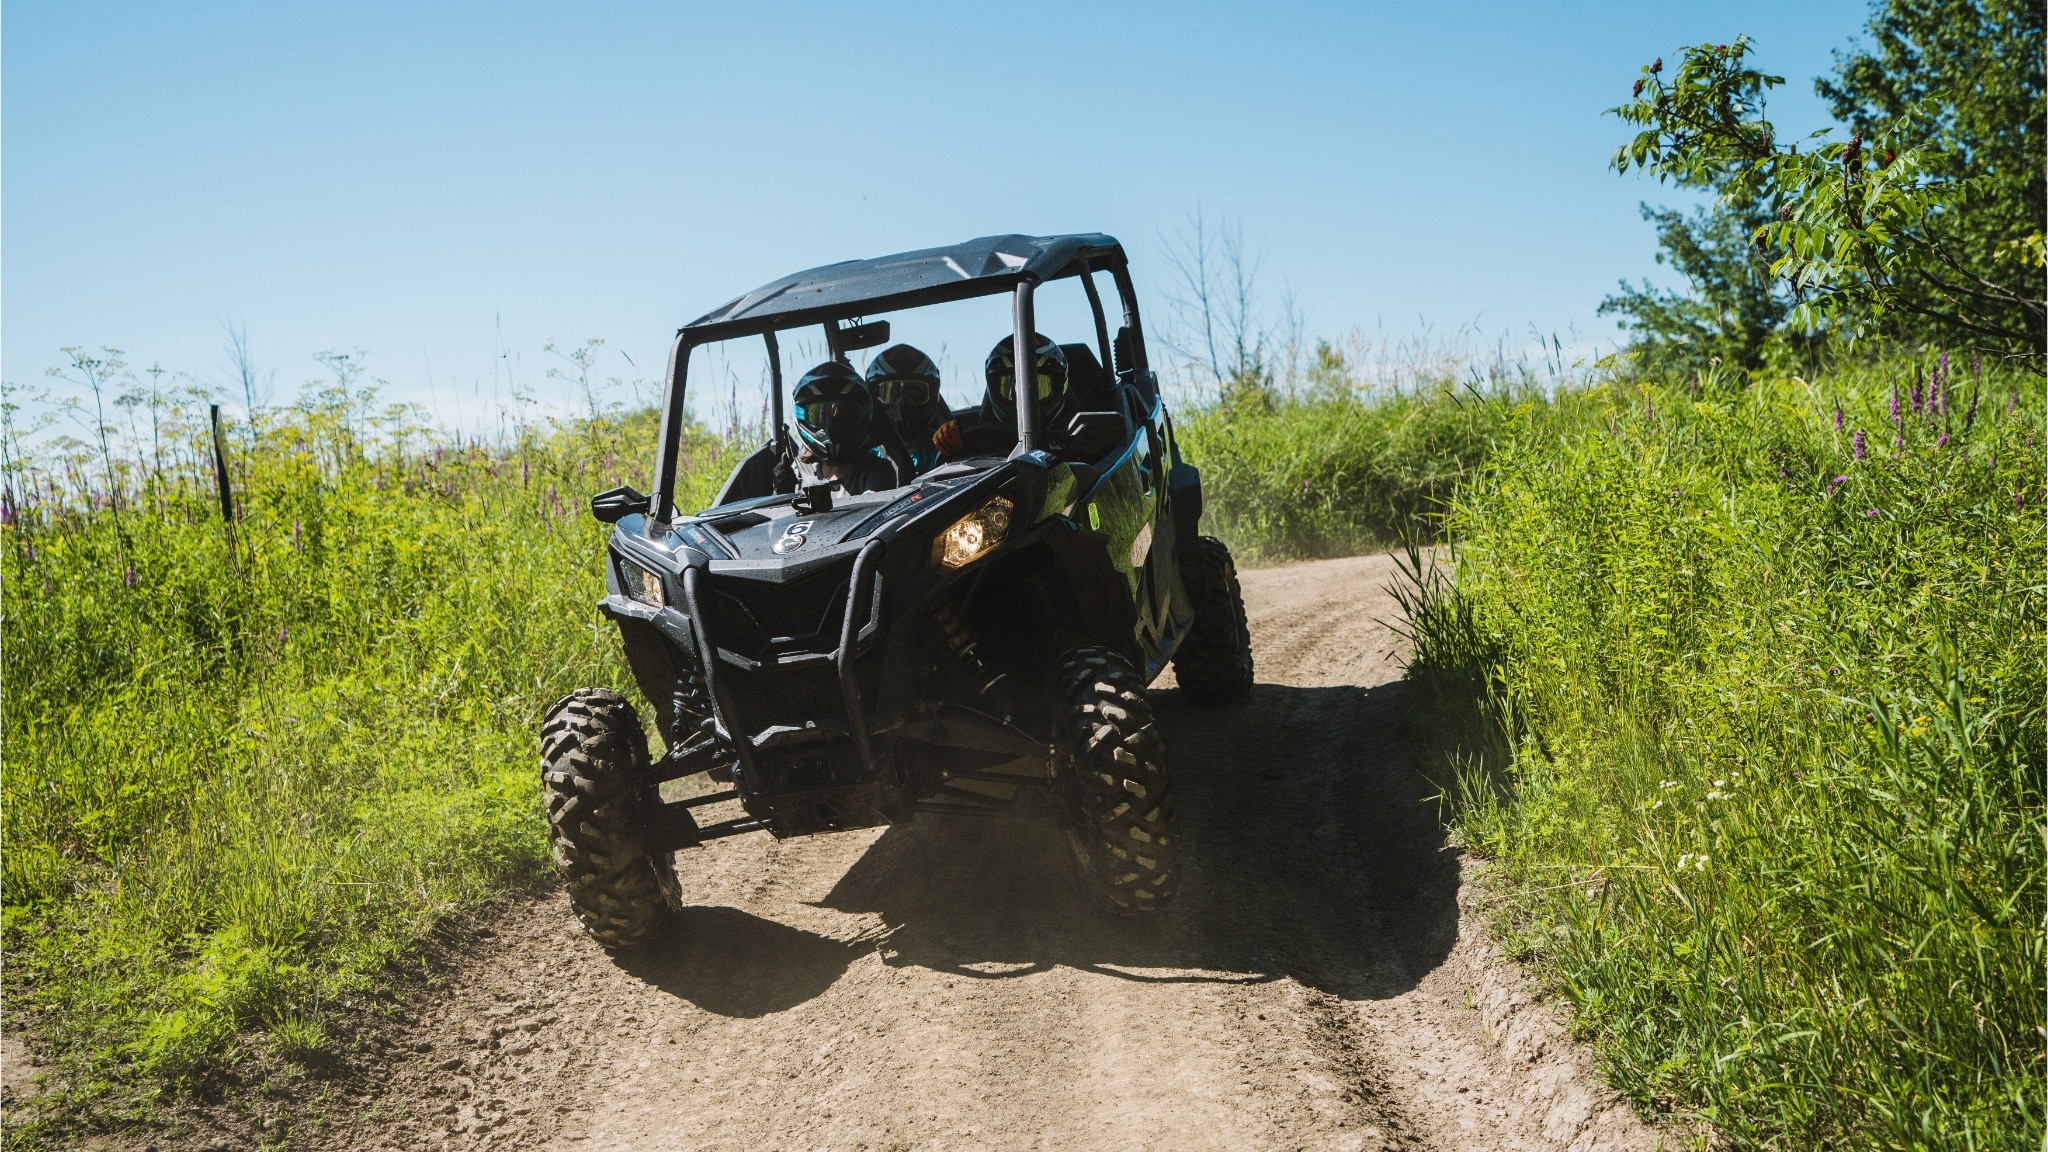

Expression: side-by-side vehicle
xmin=541 ymin=233 xmax=1254 ymax=947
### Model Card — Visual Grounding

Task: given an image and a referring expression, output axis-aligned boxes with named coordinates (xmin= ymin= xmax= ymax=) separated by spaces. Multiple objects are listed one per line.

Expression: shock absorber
xmin=932 ymin=601 xmax=1008 ymax=700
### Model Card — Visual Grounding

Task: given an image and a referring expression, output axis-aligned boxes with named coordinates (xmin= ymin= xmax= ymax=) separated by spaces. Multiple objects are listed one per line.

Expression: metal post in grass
xmin=209 ymin=404 xmax=236 ymax=522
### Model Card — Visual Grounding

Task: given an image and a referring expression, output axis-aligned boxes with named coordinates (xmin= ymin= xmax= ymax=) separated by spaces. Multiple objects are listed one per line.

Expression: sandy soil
xmin=23 ymin=554 xmax=1679 ymax=1152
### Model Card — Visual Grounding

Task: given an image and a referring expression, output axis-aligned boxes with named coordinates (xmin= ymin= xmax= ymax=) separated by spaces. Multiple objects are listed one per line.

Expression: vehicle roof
xmin=682 ymin=233 xmax=1125 ymax=342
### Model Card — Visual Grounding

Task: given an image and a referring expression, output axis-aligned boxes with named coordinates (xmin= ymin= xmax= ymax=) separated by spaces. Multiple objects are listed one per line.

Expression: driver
xmin=865 ymin=343 xmax=949 ymax=473
xmin=933 ymin=333 xmax=1071 ymax=461
xmin=790 ymin=361 xmax=895 ymax=495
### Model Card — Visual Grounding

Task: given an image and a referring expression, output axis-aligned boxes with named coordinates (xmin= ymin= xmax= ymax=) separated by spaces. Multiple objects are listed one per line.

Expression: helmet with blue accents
xmin=791 ymin=361 xmax=873 ymax=462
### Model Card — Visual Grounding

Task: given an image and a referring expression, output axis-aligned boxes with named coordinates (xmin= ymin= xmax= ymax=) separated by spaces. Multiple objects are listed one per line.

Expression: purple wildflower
xmin=1833 ymin=406 xmax=1844 ymax=431
xmin=1966 ymin=395 xmax=1979 ymax=430
xmin=1853 ymin=430 xmax=1868 ymax=459
xmin=1865 ymin=509 xmax=1880 ymax=518
xmin=278 ymin=627 xmax=289 ymax=643
xmin=23 ymin=542 xmax=34 ymax=562
xmin=521 ymin=458 xmax=530 ymax=486
xmin=1826 ymin=474 xmax=1848 ymax=497
xmin=1972 ymin=355 xmax=1981 ymax=379
xmin=124 ymin=565 xmax=136 ymax=588
xmin=1936 ymin=432 xmax=1950 ymax=449
xmin=1910 ymin=383 xmax=1924 ymax=414
xmin=292 ymin=519 xmax=303 ymax=551
xmin=1894 ymin=434 xmax=1905 ymax=453
xmin=1890 ymin=387 xmax=1902 ymax=424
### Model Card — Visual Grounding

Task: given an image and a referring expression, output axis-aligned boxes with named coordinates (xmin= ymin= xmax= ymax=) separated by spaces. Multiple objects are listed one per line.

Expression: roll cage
xmin=645 ymin=233 xmax=1152 ymax=521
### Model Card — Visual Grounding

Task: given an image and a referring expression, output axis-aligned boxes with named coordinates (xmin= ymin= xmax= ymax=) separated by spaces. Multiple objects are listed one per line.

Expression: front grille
xmin=707 ymin=565 xmax=852 ymax=655
xmin=720 ymin=662 xmax=846 ymax=737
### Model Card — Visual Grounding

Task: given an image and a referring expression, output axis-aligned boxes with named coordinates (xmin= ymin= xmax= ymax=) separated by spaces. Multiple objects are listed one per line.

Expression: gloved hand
xmin=771 ymin=453 xmax=798 ymax=494
xmin=933 ymin=420 xmax=963 ymax=461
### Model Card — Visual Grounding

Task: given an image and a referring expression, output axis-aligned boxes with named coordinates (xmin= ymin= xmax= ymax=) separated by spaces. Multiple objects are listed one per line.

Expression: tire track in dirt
xmin=152 ymin=554 xmax=1671 ymax=1152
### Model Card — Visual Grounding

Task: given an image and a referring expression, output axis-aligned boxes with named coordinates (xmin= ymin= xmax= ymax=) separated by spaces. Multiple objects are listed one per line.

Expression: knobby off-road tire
xmin=1171 ymin=535 xmax=1254 ymax=703
xmin=541 ymin=688 xmax=681 ymax=950
xmin=1055 ymin=648 xmax=1179 ymax=913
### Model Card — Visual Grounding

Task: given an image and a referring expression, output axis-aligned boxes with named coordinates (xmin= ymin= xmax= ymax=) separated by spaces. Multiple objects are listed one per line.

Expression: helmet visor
xmin=873 ymin=379 xmax=935 ymax=406
xmin=796 ymin=399 xmax=865 ymax=424
xmin=994 ymin=373 xmax=1058 ymax=402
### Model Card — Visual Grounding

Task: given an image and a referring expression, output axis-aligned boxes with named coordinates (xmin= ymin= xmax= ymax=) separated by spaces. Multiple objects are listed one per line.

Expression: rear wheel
xmin=1171 ymin=535 xmax=1254 ymax=703
xmin=541 ymin=688 xmax=679 ymax=949
xmin=1055 ymin=648 xmax=1179 ymax=913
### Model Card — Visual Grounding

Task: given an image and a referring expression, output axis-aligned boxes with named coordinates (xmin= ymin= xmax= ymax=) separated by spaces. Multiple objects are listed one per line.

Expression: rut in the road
xmin=156 ymin=554 xmax=1667 ymax=1152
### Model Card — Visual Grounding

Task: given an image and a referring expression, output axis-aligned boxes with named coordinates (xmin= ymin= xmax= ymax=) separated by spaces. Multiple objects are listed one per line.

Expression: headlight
xmin=932 ymin=496 xmax=1013 ymax=569
xmin=618 ymin=557 xmax=667 ymax=606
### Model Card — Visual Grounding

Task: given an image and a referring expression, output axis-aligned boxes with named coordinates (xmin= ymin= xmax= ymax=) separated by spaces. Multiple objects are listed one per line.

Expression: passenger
xmin=790 ymin=361 xmax=896 ymax=495
xmin=864 ymin=344 xmax=950 ymax=474
xmin=932 ymin=333 xmax=1071 ymax=461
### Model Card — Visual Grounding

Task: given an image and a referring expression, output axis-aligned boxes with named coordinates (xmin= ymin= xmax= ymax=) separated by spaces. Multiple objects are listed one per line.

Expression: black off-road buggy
xmin=542 ymin=233 xmax=1254 ymax=947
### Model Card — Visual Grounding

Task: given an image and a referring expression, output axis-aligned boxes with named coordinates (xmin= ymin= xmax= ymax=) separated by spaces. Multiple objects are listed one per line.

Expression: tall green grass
xmin=1174 ymin=375 xmax=1522 ymax=559
xmin=1404 ymin=357 xmax=2044 ymax=1149
xmin=2 ymin=386 xmax=740 ymax=1129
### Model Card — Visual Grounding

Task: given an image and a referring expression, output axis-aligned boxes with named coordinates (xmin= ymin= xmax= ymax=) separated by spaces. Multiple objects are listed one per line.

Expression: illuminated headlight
xmin=618 ymin=557 xmax=667 ymax=606
xmin=933 ymin=496 xmax=1014 ymax=570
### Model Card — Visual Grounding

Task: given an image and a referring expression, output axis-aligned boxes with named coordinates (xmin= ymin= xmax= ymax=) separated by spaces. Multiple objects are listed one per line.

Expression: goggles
xmin=872 ymin=378 xmax=936 ymax=406
xmin=796 ymin=398 xmax=865 ymax=423
xmin=993 ymin=371 xmax=1058 ymax=402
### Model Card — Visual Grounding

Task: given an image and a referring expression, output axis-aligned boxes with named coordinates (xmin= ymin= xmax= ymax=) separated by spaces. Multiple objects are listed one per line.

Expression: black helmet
xmin=865 ymin=344 xmax=943 ymax=423
xmin=984 ymin=333 xmax=1069 ymax=426
xmin=792 ymin=361 xmax=873 ymax=462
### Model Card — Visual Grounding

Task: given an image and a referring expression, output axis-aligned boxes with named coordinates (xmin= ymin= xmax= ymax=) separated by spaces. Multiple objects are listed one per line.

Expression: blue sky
xmin=6 ymin=1 xmax=1874 ymax=421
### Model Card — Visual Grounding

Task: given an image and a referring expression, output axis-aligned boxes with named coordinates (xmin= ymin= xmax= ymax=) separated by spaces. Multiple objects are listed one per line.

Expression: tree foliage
xmin=1606 ymin=4 xmax=2044 ymax=370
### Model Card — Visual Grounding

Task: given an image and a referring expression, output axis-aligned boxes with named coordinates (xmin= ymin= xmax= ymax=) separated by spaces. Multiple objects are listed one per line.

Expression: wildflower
xmin=1966 ymin=395 xmax=1979 ymax=430
xmin=1865 ymin=509 xmax=1880 ymax=518
xmin=292 ymin=519 xmax=303 ymax=551
xmin=1832 ymin=406 xmax=1844 ymax=431
xmin=1936 ymin=432 xmax=1949 ymax=449
xmin=1889 ymin=388 xmax=1901 ymax=425
xmin=1893 ymin=434 xmax=1904 ymax=453
xmin=521 ymin=458 xmax=531 ymax=486
xmin=1909 ymin=383 xmax=1923 ymax=413
xmin=124 ymin=565 xmax=136 ymax=587
xmin=278 ymin=627 xmax=289 ymax=643
xmin=1826 ymin=474 xmax=1847 ymax=496
xmin=1852 ymin=430 xmax=1867 ymax=459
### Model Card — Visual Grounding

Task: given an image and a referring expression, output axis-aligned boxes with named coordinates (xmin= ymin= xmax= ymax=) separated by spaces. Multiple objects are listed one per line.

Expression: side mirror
xmin=591 ymin=484 xmax=649 ymax=523
xmin=836 ymin=319 xmax=891 ymax=352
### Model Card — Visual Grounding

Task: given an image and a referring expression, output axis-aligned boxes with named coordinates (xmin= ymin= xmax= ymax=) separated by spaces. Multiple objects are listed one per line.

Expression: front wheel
xmin=541 ymin=688 xmax=680 ymax=949
xmin=1055 ymin=648 xmax=1179 ymax=913
xmin=1171 ymin=535 xmax=1254 ymax=703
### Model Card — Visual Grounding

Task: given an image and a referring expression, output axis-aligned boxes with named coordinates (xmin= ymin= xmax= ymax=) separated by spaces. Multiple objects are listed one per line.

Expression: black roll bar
xmin=1010 ymin=279 xmax=1040 ymax=456
xmin=650 ymin=330 xmax=693 ymax=521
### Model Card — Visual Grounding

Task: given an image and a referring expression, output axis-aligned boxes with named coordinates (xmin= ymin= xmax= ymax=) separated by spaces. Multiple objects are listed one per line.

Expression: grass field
xmin=1402 ymin=355 xmax=2045 ymax=1149
xmin=5 ymin=348 xmax=2038 ymax=1151
xmin=1 ymin=389 xmax=741 ymax=1130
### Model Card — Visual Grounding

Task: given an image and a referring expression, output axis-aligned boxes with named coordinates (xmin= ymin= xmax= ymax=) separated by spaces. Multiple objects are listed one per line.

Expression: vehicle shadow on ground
xmin=619 ymin=680 xmax=1458 ymax=1012
xmin=827 ymin=680 xmax=1457 ymax=1002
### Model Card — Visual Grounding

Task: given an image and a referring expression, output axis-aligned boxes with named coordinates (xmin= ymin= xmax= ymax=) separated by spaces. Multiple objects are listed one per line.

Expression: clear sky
xmin=5 ymin=1 xmax=1875 ymax=422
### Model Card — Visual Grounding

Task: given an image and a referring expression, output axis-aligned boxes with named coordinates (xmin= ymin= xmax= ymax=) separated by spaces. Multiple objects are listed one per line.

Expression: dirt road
xmin=260 ymin=554 xmax=1667 ymax=1152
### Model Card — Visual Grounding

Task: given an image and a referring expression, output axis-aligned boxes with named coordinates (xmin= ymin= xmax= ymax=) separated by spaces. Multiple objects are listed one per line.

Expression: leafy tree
xmin=1608 ymin=3 xmax=2044 ymax=370
xmin=1599 ymin=201 xmax=1788 ymax=373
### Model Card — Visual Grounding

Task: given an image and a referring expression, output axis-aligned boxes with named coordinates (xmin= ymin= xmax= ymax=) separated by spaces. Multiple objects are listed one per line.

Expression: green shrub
xmin=1406 ymin=356 xmax=2044 ymax=1148
xmin=1 ymin=390 xmax=740 ymax=1126
xmin=1175 ymin=378 xmax=1522 ymax=560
